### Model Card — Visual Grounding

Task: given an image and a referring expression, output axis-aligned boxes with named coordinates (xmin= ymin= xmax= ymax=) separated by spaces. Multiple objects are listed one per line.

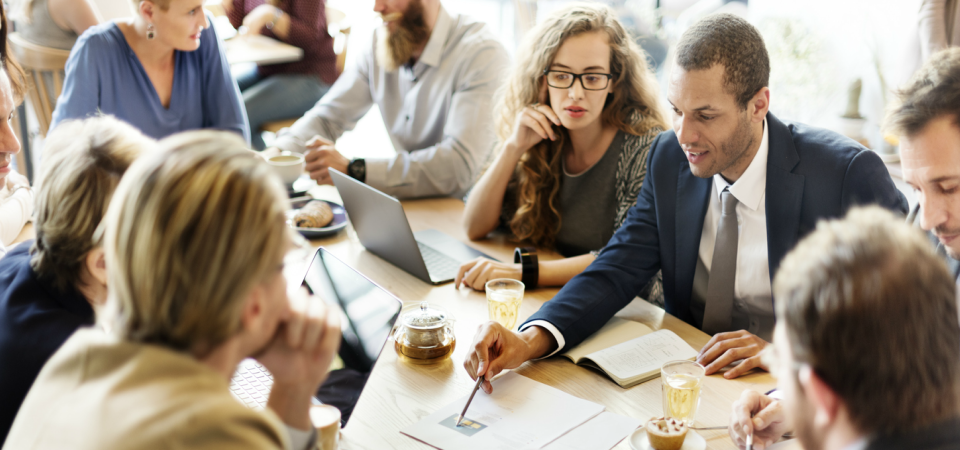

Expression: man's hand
xmin=729 ymin=391 xmax=791 ymax=450
xmin=304 ymin=136 xmax=349 ymax=185
xmin=455 ymin=257 xmax=522 ymax=291
xmin=256 ymin=291 xmax=341 ymax=430
xmin=463 ymin=323 xmax=556 ymax=394
xmin=697 ymin=330 xmax=769 ymax=378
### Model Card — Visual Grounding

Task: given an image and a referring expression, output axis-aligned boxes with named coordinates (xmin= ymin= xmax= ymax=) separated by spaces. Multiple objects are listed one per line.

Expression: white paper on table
xmin=541 ymin=411 xmax=641 ymax=450
xmin=400 ymin=372 xmax=605 ymax=450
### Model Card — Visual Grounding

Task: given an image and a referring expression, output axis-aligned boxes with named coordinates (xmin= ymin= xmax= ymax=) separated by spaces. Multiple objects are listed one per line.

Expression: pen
xmin=455 ymin=376 xmax=484 ymax=427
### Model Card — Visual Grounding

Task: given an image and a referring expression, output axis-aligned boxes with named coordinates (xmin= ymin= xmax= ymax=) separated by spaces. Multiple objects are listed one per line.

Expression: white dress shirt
xmin=691 ymin=119 xmax=774 ymax=340
xmin=273 ymin=7 xmax=509 ymax=199
xmin=524 ymin=121 xmax=773 ymax=356
xmin=0 ymin=183 xmax=34 ymax=247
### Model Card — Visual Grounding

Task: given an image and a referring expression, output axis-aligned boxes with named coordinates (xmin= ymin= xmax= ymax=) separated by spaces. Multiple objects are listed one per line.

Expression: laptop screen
xmin=302 ymin=248 xmax=402 ymax=425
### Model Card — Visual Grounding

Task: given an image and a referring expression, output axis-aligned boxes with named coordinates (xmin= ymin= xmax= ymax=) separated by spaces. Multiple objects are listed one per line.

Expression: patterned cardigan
xmin=497 ymin=126 xmax=666 ymax=305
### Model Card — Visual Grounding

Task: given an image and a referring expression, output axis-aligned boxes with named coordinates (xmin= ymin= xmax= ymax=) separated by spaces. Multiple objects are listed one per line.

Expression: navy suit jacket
xmin=523 ymin=113 xmax=908 ymax=350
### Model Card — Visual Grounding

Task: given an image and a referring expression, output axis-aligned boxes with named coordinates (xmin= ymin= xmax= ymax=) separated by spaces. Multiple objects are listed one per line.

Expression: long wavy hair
xmin=495 ymin=3 xmax=667 ymax=248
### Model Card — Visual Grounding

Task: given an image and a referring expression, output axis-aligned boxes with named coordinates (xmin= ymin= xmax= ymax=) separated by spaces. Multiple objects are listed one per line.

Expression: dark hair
xmin=886 ymin=47 xmax=960 ymax=137
xmin=675 ymin=13 xmax=769 ymax=109
xmin=773 ymin=206 xmax=960 ymax=435
xmin=0 ymin=1 xmax=26 ymax=100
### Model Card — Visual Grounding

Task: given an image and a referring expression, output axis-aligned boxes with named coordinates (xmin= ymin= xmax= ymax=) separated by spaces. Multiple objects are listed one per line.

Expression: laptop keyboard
xmin=418 ymin=241 xmax=461 ymax=281
xmin=230 ymin=359 xmax=273 ymax=409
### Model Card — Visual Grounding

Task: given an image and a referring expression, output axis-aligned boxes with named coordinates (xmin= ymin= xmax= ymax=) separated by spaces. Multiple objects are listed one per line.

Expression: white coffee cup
xmin=265 ymin=151 xmax=305 ymax=186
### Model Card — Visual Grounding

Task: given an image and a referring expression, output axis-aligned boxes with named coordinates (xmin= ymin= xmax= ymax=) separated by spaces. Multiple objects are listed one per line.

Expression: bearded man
xmin=269 ymin=0 xmax=509 ymax=199
xmin=462 ymin=13 xmax=907 ymax=394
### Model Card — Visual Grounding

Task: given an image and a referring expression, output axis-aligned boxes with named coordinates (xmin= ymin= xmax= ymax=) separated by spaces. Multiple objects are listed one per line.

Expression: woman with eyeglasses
xmin=456 ymin=3 xmax=667 ymax=295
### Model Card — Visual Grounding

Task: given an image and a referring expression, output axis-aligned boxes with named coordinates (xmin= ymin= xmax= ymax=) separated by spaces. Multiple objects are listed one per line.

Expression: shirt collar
xmin=842 ymin=437 xmax=869 ymax=450
xmin=418 ymin=6 xmax=452 ymax=68
xmin=712 ymin=119 xmax=769 ymax=211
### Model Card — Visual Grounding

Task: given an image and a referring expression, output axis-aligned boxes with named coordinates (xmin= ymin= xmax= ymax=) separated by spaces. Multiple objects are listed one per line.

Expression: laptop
xmin=230 ymin=248 xmax=402 ymax=426
xmin=329 ymin=168 xmax=496 ymax=284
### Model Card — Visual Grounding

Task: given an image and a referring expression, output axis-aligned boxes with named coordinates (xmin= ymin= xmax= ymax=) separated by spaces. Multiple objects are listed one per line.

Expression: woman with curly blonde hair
xmin=456 ymin=3 xmax=667 ymax=293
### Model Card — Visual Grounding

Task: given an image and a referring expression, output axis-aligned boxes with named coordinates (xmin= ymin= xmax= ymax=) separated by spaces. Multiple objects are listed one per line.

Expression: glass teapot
xmin=393 ymin=301 xmax=456 ymax=364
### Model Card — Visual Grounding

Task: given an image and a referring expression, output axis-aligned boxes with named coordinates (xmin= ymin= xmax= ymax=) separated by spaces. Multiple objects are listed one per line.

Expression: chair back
xmin=8 ymin=32 xmax=71 ymax=136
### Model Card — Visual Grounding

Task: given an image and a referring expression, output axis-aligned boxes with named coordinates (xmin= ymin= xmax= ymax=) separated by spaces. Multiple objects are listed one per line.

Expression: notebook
xmin=560 ymin=317 xmax=699 ymax=388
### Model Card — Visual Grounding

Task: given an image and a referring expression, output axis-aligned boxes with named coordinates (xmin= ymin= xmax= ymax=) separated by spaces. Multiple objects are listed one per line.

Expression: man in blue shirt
xmin=463 ymin=13 xmax=907 ymax=392
xmin=0 ymin=115 xmax=153 ymax=442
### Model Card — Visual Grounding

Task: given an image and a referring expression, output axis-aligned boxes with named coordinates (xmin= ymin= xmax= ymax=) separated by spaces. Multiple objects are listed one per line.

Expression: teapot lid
xmin=402 ymin=301 xmax=449 ymax=329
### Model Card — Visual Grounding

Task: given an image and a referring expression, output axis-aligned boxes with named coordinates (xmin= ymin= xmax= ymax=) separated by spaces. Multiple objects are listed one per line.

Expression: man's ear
xmin=85 ymin=247 xmax=108 ymax=287
xmin=749 ymin=87 xmax=770 ymax=123
xmin=798 ymin=365 xmax=842 ymax=429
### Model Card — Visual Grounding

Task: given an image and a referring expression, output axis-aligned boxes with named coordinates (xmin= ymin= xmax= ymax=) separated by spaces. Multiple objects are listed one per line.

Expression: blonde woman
xmin=0 ymin=116 xmax=153 ymax=443
xmin=5 ymin=131 xmax=340 ymax=450
xmin=50 ymin=0 xmax=248 ymax=142
xmin=456 ymin=3 xmax=667 ymax=293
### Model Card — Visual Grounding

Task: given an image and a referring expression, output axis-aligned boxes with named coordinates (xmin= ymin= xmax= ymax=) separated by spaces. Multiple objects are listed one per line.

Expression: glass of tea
xmin=660 ymin=360 xmax=706 ymax=426
xmin=485 ymin=279 xmax=525 ymax=330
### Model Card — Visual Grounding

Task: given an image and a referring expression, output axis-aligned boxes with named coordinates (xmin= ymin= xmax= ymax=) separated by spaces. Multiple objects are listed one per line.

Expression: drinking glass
xmin=485 ymin=279 xmax=524 ymax=330
xmin=661 ymin=360 xmax=706 ymax=425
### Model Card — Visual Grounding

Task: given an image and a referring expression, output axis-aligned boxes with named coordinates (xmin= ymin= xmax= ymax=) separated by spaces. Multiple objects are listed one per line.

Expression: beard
xmin=716 ymin=112 xmax=756 ymax=177
xmin=792 ymin=379 xmax=826 ymax=450
xmin=376 ymin=0 xmax=430 ymax=72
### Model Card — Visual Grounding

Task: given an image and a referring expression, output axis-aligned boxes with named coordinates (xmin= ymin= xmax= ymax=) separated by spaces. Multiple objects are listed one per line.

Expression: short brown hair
xmin=675 ymin=13 xmax=769 ymax=109
xmin=100 ymin=131 xmax=290 ymax=354
xmin=885 ymin=47 xmax=960 ymax=137
xmin=31 ymin=116 xmax=154 ymax=293
xmin=773 ymin=206 xmax=960 ymax=435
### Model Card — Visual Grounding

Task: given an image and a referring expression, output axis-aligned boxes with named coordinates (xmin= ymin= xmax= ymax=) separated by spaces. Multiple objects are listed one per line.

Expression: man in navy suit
xmin=464 ymin=13 xmax=907 ymax=392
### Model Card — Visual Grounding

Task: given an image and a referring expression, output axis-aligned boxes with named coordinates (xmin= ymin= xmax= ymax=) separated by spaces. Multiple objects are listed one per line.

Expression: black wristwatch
xmin=513 ymin=247 xmax=539 ymax=289
xmin=347 ymin=158 xmax=366 ymax=182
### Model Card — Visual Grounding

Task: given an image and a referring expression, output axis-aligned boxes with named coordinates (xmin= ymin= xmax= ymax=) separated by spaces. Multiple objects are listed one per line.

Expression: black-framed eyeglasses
xmin=543 ymin=69 xmax=614 ymax=90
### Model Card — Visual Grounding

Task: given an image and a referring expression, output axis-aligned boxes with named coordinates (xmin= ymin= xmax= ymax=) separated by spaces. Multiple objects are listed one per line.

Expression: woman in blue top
xmin=50 ymin=0 xmax=249 ymax=142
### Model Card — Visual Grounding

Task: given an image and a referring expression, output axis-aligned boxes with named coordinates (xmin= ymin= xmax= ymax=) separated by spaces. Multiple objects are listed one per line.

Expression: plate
xmin=287 ymin=199 xmax=348 ymax=239
xmin=629 ymin=429 xmax=706 ymax=450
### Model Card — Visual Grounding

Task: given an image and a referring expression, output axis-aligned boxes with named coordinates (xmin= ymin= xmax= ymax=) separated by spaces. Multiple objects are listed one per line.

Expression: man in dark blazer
xmin=729 ymin=208 xmax=960 ymax=450
xmin=463 ymin=14 xmax=907 ymax=393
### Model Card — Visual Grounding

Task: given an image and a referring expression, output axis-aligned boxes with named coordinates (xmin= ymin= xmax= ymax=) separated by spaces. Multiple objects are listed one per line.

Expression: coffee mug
xmin=265 ymin=152 xmax=305 ymax=186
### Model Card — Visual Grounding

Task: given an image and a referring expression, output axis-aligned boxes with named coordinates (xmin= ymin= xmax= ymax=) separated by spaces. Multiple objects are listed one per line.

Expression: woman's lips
xmin=565 ymin=107 xmax=586 ymax=119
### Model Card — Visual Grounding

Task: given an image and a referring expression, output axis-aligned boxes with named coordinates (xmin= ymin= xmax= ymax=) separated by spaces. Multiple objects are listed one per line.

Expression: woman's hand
xmin=242 ymin=4 xmax=280 ymax=36
xmin=455 ymin=257 xmax=523 ymax=291
xmin=504 ymin=83 xmax=561 ymax=156
xmin=4 ymin=170 xmax=29 ymax=192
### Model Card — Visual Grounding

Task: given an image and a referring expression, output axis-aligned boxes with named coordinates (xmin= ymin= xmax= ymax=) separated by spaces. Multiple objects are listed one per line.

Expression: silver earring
xmin=146 ymin=24 xmax=156 ymax=40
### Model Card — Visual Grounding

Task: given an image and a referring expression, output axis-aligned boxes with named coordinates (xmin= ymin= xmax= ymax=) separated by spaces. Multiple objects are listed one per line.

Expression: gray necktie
xmin=702 ymin=188 xmax=739 ymax=335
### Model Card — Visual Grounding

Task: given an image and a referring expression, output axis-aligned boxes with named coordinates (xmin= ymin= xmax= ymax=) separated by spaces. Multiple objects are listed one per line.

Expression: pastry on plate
xmin=294 ymin=201 xmax=334 ymax=228
xmin=646 ymin=416 xmax=687 ymax=450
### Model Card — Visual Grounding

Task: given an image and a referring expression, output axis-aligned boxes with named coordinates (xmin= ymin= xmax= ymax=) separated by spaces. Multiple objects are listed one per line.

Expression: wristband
xmin=513 ymin=246 xmax=538 ymax=289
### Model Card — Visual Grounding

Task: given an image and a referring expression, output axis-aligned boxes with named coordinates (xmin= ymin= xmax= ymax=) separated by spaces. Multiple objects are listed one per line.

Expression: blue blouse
xmin=50 ymin=19 xmax=250 ymax=142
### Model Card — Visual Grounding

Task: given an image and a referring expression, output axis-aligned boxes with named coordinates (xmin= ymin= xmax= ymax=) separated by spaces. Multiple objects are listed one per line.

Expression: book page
xmin=586 ymin=330 xmax=698 ymax=381
xmin=561 ymin=317 xmax=654 ymax=363
xmin=400 ymin=372 xmax=605 ymax=450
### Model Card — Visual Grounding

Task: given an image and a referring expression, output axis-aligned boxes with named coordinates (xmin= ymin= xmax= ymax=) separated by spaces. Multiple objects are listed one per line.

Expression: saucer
xmin=287 ymin=199 xmax=348 ymax=239
xmin=629 ymin=429 xmax=706 ymax=450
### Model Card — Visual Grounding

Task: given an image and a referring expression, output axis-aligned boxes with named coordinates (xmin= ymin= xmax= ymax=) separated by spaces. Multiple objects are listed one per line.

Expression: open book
xmin=561 ymin=317 xmax=699 ymax=388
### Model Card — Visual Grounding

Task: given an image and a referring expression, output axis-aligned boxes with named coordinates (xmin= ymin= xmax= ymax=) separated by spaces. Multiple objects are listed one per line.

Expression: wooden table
xmin=303 ymin=187 xmax=777 ymax=450
xmin=11 ymin=187 xmax=779 ymax=449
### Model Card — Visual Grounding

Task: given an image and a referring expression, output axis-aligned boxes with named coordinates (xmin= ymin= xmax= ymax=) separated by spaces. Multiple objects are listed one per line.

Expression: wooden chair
xmin=8 ymin=32 xmax=71 ymax=182
xmin=260 ymin=6 xmax=350 ymax=135
xmin=8 ymin=32 xmax=70 ymax=138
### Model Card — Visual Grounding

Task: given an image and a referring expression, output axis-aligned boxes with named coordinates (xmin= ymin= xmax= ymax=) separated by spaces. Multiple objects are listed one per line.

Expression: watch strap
xmin=513 ymin=247 xmax=538 ymax=289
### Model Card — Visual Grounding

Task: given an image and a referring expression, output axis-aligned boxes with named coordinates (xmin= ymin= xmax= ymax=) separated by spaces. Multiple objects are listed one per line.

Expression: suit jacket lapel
xmin=765 ymin=113 xmax=805 ymax=282
xmin=675 ymin=164 xmax=711 ymax=315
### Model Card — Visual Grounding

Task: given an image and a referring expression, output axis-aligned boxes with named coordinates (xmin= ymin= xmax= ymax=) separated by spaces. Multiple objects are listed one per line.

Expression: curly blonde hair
xmin=496 ymin=3 xmax=667 ymax=248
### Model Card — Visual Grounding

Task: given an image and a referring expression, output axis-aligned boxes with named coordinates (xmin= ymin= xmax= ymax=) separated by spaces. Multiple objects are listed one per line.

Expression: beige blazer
xmin=3 ymin=329 xmax=293 ymax=450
